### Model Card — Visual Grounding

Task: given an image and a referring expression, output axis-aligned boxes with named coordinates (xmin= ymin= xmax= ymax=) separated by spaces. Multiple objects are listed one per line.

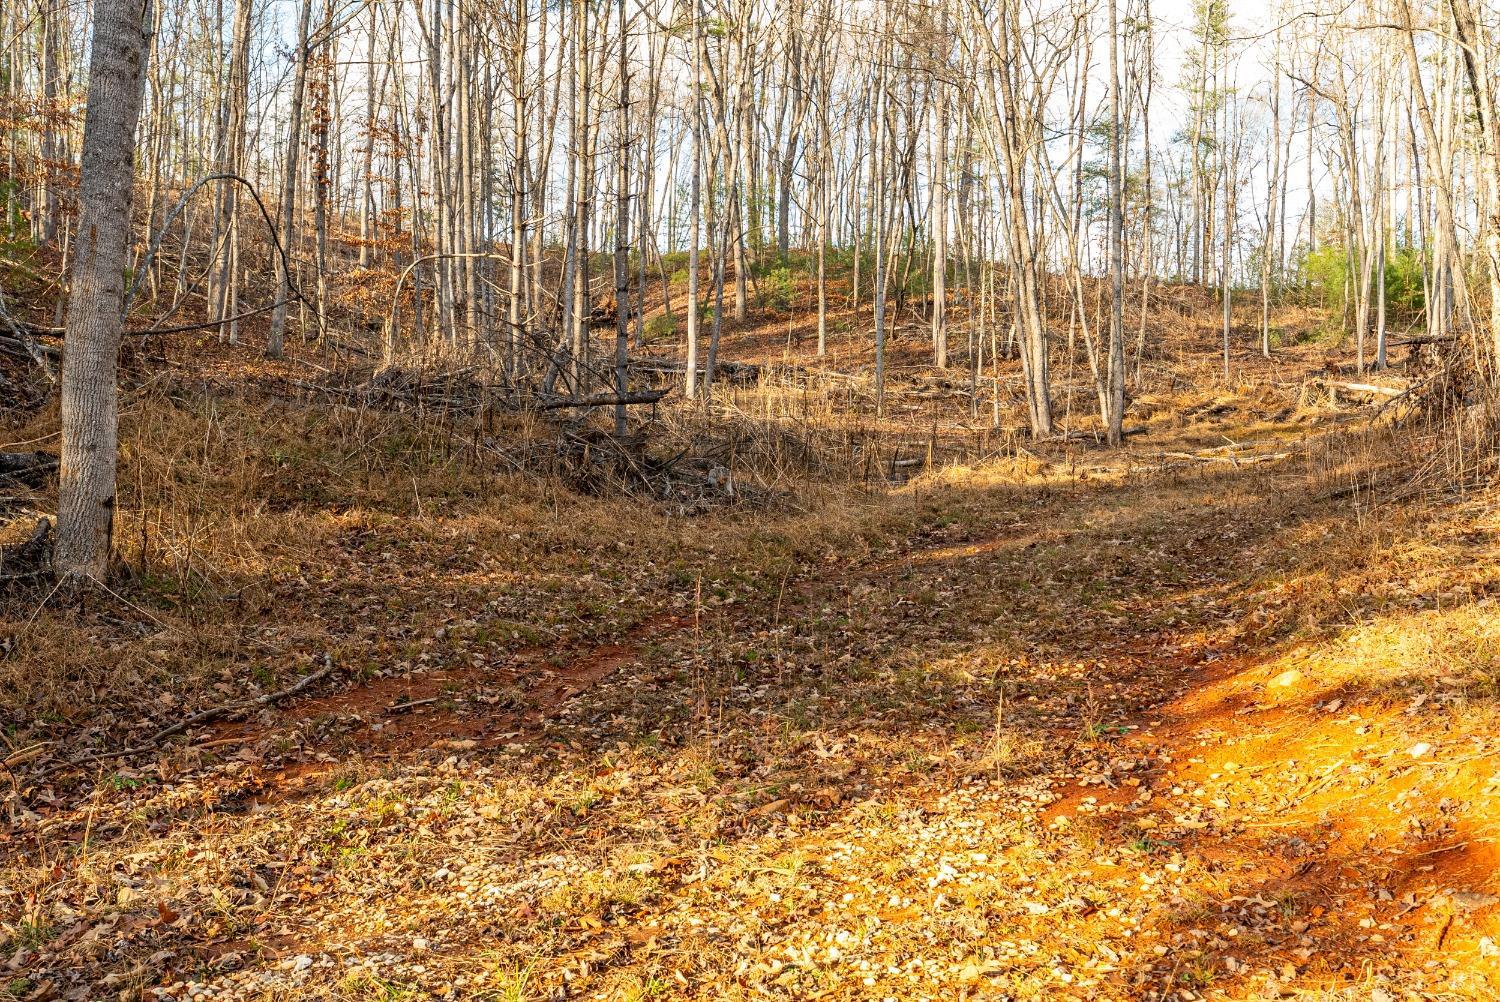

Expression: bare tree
xmin=55 ymin=0 xmax=154 ymax=580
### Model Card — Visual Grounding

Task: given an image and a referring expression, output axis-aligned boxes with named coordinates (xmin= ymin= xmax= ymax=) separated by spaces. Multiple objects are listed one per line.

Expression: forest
xmin=3 ymin=0 xmax=1500 ymax=997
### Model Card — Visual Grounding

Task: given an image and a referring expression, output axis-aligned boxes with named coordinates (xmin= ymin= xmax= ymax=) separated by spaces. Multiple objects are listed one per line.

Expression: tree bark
xmin=56 ymin=0 xmax=153 ymax=580
xmin=267 ymin=0 xmax=312 ymax=359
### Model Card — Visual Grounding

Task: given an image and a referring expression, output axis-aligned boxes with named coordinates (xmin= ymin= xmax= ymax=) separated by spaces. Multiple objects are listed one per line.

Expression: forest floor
xmin=4 ymin=277 xmax=1500 ymax=1000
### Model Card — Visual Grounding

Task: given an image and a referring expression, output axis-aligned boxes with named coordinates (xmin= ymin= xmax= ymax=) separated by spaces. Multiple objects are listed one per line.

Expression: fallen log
xmin=1159 ymin=451 xmax=1292 ymax=466
xmin=628 ymin=355 xmax=762 ymax=383
xmin=1052 ymin=426 xmax=1147 ymax=443
xmin=0 ymin=451 xmax=59 ymax=485
xmin=1323 ymin=380 xmax=1406 ymax=397
xmin=1390 ymin=334 xmax=1461 ymax=347
xmin=532 ymin=388 xmax=671 ymax=411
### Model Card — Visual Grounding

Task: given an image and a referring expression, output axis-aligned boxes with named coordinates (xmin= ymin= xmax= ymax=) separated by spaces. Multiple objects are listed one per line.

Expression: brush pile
xmin=491 ymin=425 xmax=771 ymax=513
xmin=285 ymin=364 xmax=671 ymax=417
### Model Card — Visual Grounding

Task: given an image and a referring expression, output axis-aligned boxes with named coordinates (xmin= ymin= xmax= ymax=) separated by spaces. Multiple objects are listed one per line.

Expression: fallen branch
xmin=1390 ymin=334 xmax=1461 ymax=347
xmin=386 ymin=696 xmax=442 ymax=714
xmin=628 ymin=355 xmax=762 ymax=383
xmin=2 ymin=742 xmax=53 ymax=769
xmin=1159 ymin=451 xmax=1292 ymax=466
xmin=0 ymin=314 xmax=63 ymax=338
xmin=150 ymin=654 xmax=337 ymax=743
xmin=29 ymin=654 xmax=337 ymax=784
xmin=0 ymin=333 xmax=59 ymax=357
xmin=1320 ymin=379 xmax=1407 ymax=397
xmin=532 ymin=389 xmax=671 ymax=411
xmin=0 ymin=452 xmax=59 ymax=484
xmin=1052 ymin=426 xmax=1147 ymax=444
xmin=0 ymin=333 xmax=59 ymax=382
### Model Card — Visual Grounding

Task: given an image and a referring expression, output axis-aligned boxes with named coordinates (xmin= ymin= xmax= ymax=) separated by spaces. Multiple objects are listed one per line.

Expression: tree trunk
xmin=268 ymin=0 xmax=312 ymax=359
xmin=56 ymin=0 xmax=153 ymax=580
xmin=613 ymin=0 xmax=631 ymax=436
xmin=1449 ymin=0 xmax=1500 ymax=362
xmin=1105 ymin=0 xmax=1126 ymax=446
xmin=932 ymin=79 xmax=948 ymax=369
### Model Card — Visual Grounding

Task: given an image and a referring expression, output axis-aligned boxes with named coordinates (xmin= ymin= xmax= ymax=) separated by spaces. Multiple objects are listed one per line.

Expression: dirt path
xmin=185 ymin=516 xmax=1079 ymax=807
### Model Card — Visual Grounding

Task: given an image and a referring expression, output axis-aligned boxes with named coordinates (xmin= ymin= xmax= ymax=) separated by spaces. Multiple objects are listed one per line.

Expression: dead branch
xmin=1324 ymin=380 xmax=1406 ymax=397
xmin=0 ymin=452 xmax=59 ymax=485
xmin=1390 ymin=334 xmax=1461 ymax=347
xmin=1052 ymin=426 xmax=1147 ymax=443
xmin=532 ymin=389 xmax=671 ymax=411
xmin=29 ymin=654 xmax=338 ymax=784
xmin=1158 ymin=451 xmax=1292 ymax=466
xmin=152 ymin=654 xmax=337 ymax=743
xmin=628 ymin=355 xmax=762 ymax=384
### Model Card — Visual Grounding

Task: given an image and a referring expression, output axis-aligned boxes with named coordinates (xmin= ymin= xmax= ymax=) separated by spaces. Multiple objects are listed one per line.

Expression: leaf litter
xmin=6 ymin=410 xmax=1500 ymax=1001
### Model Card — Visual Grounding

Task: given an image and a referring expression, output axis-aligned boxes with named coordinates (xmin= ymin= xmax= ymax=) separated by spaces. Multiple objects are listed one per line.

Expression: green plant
xmin=336 ymin=970 xmax=422 ymax=1000
xmin=7 ymin=919 xmax=54 ymax=952
xmin=645 ymin=312 xmax=677 ymax=342
xmin=761 ymin=266 xmax=796 ymax=313
xmin=1295 ymin=242 xmax=1426 ymax=318
xmin=1383 ymin=245 xmax=1426 ymax=315
xmin=487 ymin=961 xmax=537 ymax=1002
xmin=1297 ymin=245 xmax=1348 ymax=310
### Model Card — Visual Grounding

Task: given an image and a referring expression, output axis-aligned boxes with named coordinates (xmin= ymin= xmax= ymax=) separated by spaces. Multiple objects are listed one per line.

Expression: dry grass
xmin=0 ymin=372 xmax=929 ymax=760
xmin=4 ymin=279 xmax=1500 ymax=999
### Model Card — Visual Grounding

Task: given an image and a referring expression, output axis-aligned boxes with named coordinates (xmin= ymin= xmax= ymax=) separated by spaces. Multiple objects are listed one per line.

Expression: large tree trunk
xmin=507 ymin=0 xmax=528 ymax=377
xmin=37 ymin=0 xmax=62 ymax=246
xmin=210 ymin=0 xmax=253 ymax=344
xmin=56 ymin=0 xmax=153 ymax=580
xmin=872 ymin=50 xmax=888 ymax=417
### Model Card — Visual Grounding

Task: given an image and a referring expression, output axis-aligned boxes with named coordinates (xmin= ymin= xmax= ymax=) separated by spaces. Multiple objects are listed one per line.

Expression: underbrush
xmin=8 ymin=364 xmax=1500 ymax=997
xmin=0 ymin=377 xmax=953 ymax=763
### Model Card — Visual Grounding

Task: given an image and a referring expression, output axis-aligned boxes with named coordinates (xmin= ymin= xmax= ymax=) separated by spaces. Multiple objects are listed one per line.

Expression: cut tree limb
xmin=0 ymin=452 xmax=59 ymax=484
xmin=628 ymin=355 xmax=762 ymax=383
xmin=30 ymin=654 xmax=338 ymax=783
xmin=533 ymin=389 xmax=671 ymax=411
xmin=1318 ymin=379 xmax=1407 ymax=397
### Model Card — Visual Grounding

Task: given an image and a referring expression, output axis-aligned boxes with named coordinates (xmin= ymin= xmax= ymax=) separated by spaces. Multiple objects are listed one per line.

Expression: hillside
xmin=4 ymin=237 xmax=1500 ymax=1001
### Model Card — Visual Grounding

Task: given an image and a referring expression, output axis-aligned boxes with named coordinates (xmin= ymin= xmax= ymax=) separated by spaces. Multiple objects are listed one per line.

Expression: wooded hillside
xmin=4 ymin=0 xmax=1500 ymax=999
